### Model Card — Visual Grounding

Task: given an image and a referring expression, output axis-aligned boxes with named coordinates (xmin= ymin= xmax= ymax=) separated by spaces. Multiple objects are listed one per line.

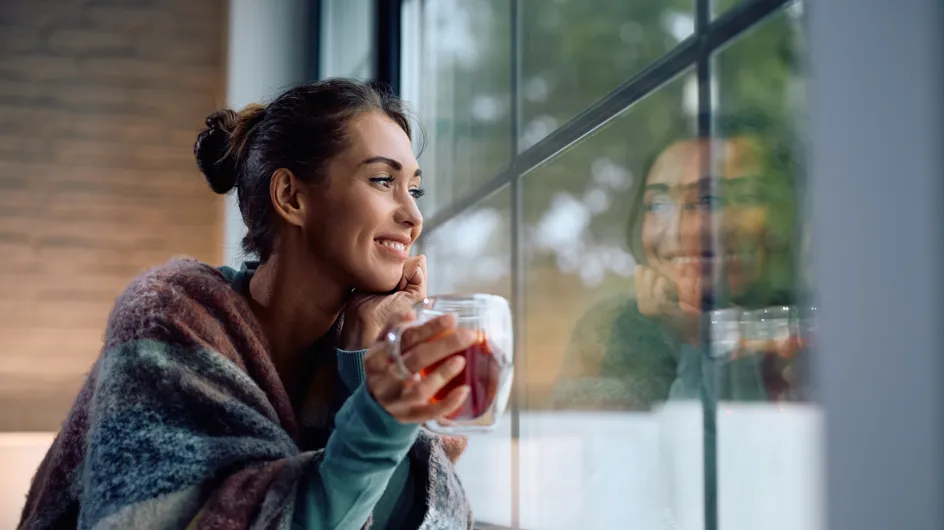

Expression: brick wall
xmin=0 ymin=0 xmax=227 ymax=431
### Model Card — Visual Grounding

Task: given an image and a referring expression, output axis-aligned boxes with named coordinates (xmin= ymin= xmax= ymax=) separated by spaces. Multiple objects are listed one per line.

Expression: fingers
xmin=400 ymin=313 xmax=456 ymax=352
xmin=401 ymin=327 xmax=478 ymax=374
xmin=635 ymin=265 xmax=656 ymax=315
xmin=417 ymin=254 xmax=427 ymax=291
xmin=652 ymin=274 xmax=672 ymax=306
xmin=381 ymin=310 xmax=415 ymax=340
xmin=676 ymin=275 xmax=701 ymax=312
xmin=404 ymin=354 xmax=466 ymax=403
xmin=400 ymin=255 xmax=428 ymax=301
xmin=636 ymin=265 xmax=694 ymax=317
xmin=362 ymin=311 xmax=415 ymax=373
xmin=391 ymin=384 xmax=471 ymax=424
xmin=368 ymin=346 xmax=473 ymax=424
xmin=421 ymin=384 xmax=471 ymax=421
xmin=364 ymin=311 xmax=459 ymax=378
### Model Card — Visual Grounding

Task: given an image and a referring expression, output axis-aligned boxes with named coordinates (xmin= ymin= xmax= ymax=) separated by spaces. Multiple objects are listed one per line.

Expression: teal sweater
xmin=222 ymin=264 xmax=423 ymax=529
xmin=290 ymin=351 xmax=422 ymax=529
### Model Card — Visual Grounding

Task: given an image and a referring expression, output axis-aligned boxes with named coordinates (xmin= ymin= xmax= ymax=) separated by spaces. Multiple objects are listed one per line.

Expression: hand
xmin=635 ymin=265 xmax=699 ymax=316
xmin=341 ymin=255 xmax=427 ymax=351
xmin=364 ymin=312 xmax=475 ymax=423
xmin=635 ymin=265 xmax=700 ymax=341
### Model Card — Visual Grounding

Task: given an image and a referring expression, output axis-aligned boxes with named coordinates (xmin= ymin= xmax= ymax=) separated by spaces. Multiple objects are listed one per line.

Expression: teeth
xmin=672 ymin=253 xmax=751 ymax=265
xmin=379 ymin=240 xmax=406 ymax=252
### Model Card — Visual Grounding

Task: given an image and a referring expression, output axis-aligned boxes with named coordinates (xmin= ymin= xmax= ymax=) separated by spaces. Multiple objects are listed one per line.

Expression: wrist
xmin=339 ymin=316 xmax=376 ymax=351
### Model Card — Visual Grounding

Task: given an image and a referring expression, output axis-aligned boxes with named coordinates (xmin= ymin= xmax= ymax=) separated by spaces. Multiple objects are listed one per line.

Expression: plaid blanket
xmin=18 ymin=258 xmax=471 ymax=529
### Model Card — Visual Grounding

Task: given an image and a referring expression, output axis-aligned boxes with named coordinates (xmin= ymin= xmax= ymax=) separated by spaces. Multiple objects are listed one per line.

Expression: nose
xmin=654 ymin=199 xmax=685 ymax=255
xmin=679 ymin=204 xmax=704 ymax=255
xmin=394 ymin=188 xmax=423 ymax=231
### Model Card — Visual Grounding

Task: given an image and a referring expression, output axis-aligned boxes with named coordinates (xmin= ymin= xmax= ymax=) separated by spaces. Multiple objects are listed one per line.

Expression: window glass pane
xmin=320 ymin=0 xmax=376 ymax=80
xmin=415 ymin=0 xmax=512 ymax=218
xmin=422 ymin=186 xmax=512 ymax=526
xmin=520 ymin=73 xmax=708 ymax=529
xmin=712 ymin=3 xmax=820 ymax=530
xmin=519 ymin=0 xmax=694 ymax=149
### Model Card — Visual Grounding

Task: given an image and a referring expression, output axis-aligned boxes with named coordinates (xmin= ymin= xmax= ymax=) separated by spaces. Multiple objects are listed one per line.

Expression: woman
xmin=19 ymin=79 xmax=475 ymax=529
xmin=552 ymin=112 xmax=803 ymax=410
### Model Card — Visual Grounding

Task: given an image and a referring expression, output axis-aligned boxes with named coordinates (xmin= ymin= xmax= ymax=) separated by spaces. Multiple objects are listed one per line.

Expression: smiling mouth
xmin=377 ymin=240 xmax=407 ymax=252
xmin=375 ymin=238 xmax=410 ymax=261
xmin=670 ymin=252 xmax=753 ymax=266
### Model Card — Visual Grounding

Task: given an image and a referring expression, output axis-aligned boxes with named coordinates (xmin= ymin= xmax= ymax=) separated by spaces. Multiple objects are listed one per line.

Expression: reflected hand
xmin=634 ymin=265 xmax=700 ymax=340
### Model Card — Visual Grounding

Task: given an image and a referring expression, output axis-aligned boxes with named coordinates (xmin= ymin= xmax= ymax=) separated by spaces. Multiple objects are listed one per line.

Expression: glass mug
xmin=739 ymin=306 xmax=800 ymax=401
xmin=385 ymin=294 xmax=514 ymax=435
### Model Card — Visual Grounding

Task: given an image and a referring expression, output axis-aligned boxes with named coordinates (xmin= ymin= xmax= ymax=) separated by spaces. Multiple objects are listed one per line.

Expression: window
xmin=320 ymin=0 xmax=376 ymax=80
xmin=404 ymin=0 xmax=814 ymax=528
xmin=422 ymin=186 xmax=515 ymax=524
xmin=402 ymin=0 xmax=513 ymax=218
xmin=519 ymin=0 xmax=694 ymax=147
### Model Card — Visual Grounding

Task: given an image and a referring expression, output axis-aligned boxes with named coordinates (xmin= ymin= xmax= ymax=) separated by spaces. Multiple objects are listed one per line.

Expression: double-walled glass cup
xmin=385 ymin=294 xmax=514 ymax=435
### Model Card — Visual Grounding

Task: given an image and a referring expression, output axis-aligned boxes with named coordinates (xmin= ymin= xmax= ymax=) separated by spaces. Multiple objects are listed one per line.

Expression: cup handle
xmin=383 ymin=324 xmax=420 ymax=382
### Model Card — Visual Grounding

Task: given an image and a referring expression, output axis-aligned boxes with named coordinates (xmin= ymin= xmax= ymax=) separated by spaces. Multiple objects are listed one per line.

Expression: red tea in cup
xmin=420 ymin=330 xmax=501 ymax=420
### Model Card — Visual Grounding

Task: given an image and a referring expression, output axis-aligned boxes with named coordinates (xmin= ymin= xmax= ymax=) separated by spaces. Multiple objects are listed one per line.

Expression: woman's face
xmin=640 ymin=137 xmax=777 ymax=308
xmin=302 ymin=110 xmax=424 ymax=293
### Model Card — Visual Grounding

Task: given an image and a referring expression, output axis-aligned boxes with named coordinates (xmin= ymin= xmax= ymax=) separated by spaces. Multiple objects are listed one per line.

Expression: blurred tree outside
xmin=422 ymin=0 xmax=803 ymax=286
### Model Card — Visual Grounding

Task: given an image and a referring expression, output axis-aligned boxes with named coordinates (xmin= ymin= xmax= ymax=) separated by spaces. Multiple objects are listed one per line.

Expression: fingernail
xmin=458 ymin=328 xmax=477 ymax=342
xmin=450 ymin=355 xmax=467 ymax=371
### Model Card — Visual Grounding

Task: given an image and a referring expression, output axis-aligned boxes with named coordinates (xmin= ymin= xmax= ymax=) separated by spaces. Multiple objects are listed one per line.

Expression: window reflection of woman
xmin=553 ymin=112 xmax=802 ymax=410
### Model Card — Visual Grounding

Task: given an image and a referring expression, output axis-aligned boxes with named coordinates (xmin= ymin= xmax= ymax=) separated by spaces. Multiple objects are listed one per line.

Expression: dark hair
xmin=193 ymin=79 xmax=415 ymax=261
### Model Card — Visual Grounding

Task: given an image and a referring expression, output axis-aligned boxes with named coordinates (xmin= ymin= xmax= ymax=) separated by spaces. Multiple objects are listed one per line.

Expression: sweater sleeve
xmin=335 ymin=348 xmax=368 ymax=392
xmin=293 ymin=385 xmax=420 ymax=529
xmin=291 ymin=350 xmax=420 ymax=529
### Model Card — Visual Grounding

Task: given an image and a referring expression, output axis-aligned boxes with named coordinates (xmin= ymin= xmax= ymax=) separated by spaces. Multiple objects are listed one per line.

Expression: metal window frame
xmin=418 ymin=0 xmax=795 ymax=236
xmin=306 ymin=0 xmax=322 ymax=81
xmin=373 ymin=0 xmax=796 ymax=528
xmin=375 ymin=0 xmax=403 ymax=94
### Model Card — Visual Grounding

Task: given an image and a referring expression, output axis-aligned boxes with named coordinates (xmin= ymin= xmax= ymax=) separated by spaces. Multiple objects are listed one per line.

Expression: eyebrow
xmin=677 ymin=174 xmax=762 ymax=191
xmin=644 ymin=183 xmax=670 ymax=193
xmin=362 ymin=156 xmax=422 ymax=177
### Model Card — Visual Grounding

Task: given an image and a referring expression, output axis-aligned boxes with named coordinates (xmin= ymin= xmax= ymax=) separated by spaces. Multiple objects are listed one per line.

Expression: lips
xmin=671 ymin=252 xmax=753 ymax=266
xmin=377 ymin=239 xmax=406 ymax=253
xmin=374 ymin=234 xmax=412 ymax=261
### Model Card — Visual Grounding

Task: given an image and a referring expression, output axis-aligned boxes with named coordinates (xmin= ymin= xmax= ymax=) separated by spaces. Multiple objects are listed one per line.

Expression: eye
xmin=410 ymin=187 xmax=426 ymax=199
xmin=700 ymin=193 xmax=725 ymax=209
xmin=369 ymin=175 xmax=395 ymax=188
xmin=685 ymin=193 xmax=724 ymax=211
xmin=644 ymin=194 xmax=674 ymax=214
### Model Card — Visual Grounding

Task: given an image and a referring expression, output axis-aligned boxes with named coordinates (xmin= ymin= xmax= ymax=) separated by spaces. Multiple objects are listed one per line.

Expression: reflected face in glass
xmin=303 ymin=111 xmax=425 ymax=293
xmin=641 ymin=137 xmax=772 ymax=308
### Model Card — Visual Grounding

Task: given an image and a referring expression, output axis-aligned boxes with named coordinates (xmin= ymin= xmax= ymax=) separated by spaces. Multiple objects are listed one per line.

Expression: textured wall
xmin=0 ymin=0 xmax=227 ymax=431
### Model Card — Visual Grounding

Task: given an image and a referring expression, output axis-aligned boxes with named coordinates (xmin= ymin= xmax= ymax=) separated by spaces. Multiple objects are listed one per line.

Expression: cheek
xmin=323 ymin=195 xmax=382 ymax=241
xmin=641 ymin=215 xmax=660 ymax=255
xmin=725 ymin=207 xmax=769 ymax=243
xmin=304 ymin=195 xmax=369 ymax=265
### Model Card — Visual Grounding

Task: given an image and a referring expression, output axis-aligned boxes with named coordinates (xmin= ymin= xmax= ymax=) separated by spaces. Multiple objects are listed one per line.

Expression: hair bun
xmin=194 ymin=109 xmax=239 ymax=194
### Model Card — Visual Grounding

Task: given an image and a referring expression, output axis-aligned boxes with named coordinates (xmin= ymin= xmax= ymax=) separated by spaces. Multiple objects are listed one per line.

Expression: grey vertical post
xmin=809 ymin=1 xmax=944 ymax=530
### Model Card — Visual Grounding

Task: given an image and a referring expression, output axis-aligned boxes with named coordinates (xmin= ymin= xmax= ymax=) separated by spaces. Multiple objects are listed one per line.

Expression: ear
xmin=269 ymin=168 xmax=308 ymax=228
